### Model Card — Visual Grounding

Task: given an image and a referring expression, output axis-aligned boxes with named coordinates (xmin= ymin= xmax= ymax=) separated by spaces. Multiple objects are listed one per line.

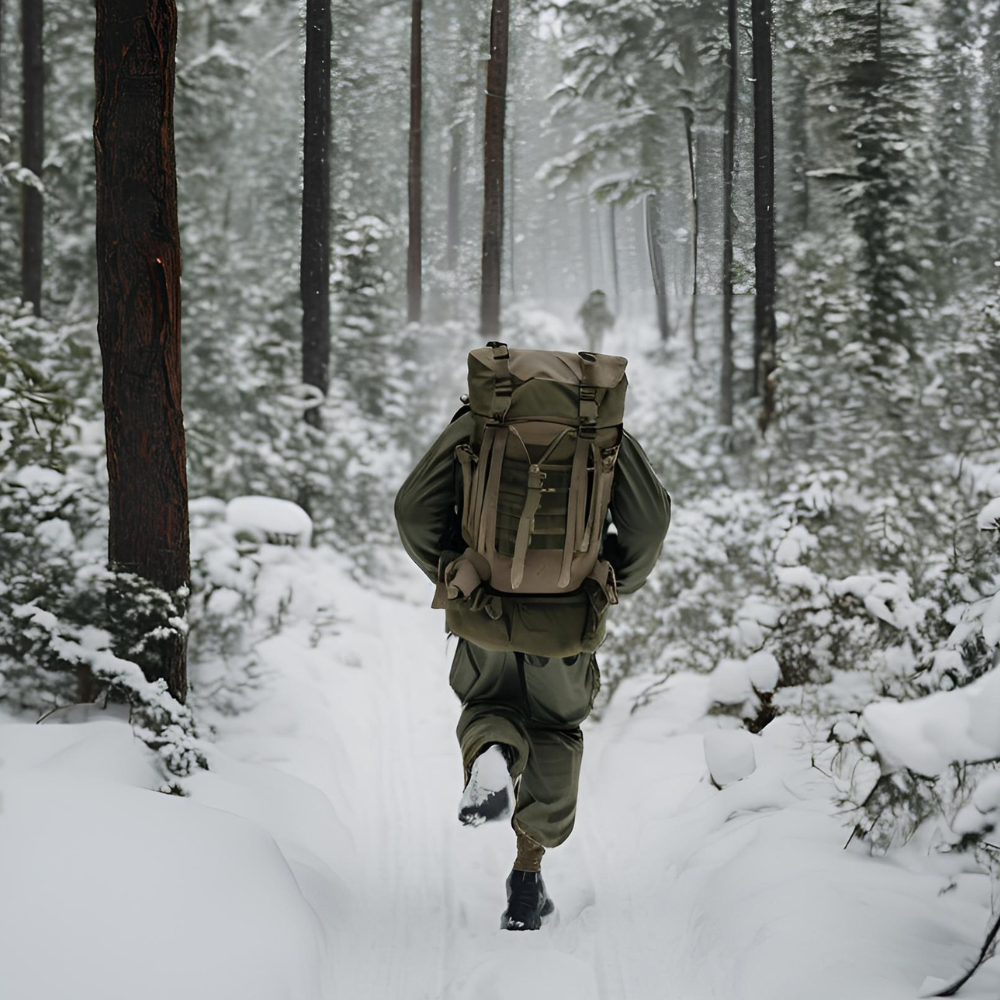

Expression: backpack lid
xmin=468 ymin=345 xmax=627 ymax=390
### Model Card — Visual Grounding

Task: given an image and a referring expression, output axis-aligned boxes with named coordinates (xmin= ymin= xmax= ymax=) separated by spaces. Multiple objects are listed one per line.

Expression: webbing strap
xmin=508 ymin=426 xmax=574 ymax=589
xmin=470 ymin=426 xmax=495 ymax=546
xmin=510 ymin=464 xmax=544 ymax=590
xmin=559 ymin=432 xmax=591 ymax=588
xmin=478 ymin=425 xmax=509 ymax=559
xmin=578 ymin=440 xmax=600 ymax=553
xmin=456 ymin=444 xmax=476 ymax=547
xmin=585 ymin=448 xmax=619 ymax=554
xmin=487 ymin=341 xmax=513 ymax=421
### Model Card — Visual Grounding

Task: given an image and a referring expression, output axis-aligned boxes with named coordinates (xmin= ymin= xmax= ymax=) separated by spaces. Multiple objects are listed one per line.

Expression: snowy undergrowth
xmin=4 ymin=540 xmax=998 ymax=998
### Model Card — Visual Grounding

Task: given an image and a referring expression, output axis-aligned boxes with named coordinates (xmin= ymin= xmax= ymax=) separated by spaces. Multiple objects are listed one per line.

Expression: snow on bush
xmin=226 ymin=495 xmax=313 ymax=546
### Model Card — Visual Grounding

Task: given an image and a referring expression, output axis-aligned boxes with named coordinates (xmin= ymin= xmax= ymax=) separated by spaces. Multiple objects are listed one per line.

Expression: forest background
xmin=2 ymin=0 xmax=1000 ymax=993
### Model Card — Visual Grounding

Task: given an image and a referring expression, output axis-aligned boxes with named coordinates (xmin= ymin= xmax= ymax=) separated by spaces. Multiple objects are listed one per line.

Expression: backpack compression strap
xmin=487 ymin=341 xmax=514 ymax=421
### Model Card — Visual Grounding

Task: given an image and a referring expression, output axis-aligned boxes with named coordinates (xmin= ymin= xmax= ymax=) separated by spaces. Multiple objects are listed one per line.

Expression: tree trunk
xmin=480 ymin=0 xmax=509 ymax=340
xmin=446 ymin=121 xmax=462 ymax=273
xmin=20 ymin=0 xmax=43 ymax=315
xmin=752 ymin=0 xmax=778 ymax=430
xmin=406 ymin=0 xmax=422 ymax=324
xmin=609 ymin=201 xmax=621 ymax=312
xmin=94 ymin=0 xmax=190 ymax=701
xmin=720 ymin=0 xmax=737 ymax=427
xmin=509 ymin=118 xmax=516 ymax=298
xmin=301 ymin=0 xmax=332 ymax=428
xmin=645 ymin=192 xmax=672 ymax=341
xmin=682 ymin=107 xmax=699 ymax=359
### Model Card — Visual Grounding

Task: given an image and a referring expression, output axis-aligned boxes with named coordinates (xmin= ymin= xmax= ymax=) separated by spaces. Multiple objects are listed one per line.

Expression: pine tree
xmin=481 ymin=0 xmax=510 ymax=340
xmin=301 ymin=0 xmax=332 ymax=429
xmin=829 ymin=0 xmax=926 ymax=355
xmin=94 ymin=0 xmax=190 ymax=701
xmin=752 ymin=0 xmax=777 ymax=429
xmin=20 ymin=0 xmax=43 ymax=315
xmin=406 ymin=0 xmax=423 ymax=324
xmin=720 ymin=0 xmax=737 ymax=427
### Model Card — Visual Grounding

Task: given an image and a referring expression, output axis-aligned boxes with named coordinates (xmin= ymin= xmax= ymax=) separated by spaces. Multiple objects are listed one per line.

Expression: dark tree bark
xmin=681 ymin=107 xmax=699 ymax=359
xmin=720 ymin=0 xmax=737 ymax=427
xmin=645 ymin=192 xmax=671 ymax=341
xmin=21 ymin=0 xmax=43 ymax=315
xmin=509 ymin=118 xmax=516 ymax=297
xmin=446 ymin=122 xmax=462 ymax=274
xmin=480 ymin=0 xmax=509 ymax=340
xmin=406 ymin=0 xmax=422 ymax=324
xmin=752 ymin=0 xmax=777 ymax=432
xmin=301 ymin=0 xmax=331 ymax=428
xmin=94 ymin=0 xmax=190 ymax=700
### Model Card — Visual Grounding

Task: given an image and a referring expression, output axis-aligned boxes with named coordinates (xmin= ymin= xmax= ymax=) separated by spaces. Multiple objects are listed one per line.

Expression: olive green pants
xmin=450 ymin=638 xmax=600 ymax=849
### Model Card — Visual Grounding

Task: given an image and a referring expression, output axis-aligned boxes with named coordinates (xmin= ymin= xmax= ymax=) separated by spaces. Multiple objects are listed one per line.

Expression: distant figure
xmin=577 ymin=289 xmax=615 ymax=353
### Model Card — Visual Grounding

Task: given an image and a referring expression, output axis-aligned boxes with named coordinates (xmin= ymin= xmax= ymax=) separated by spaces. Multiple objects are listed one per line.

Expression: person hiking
xmin=577 ymin=289 xmax=616 ymax=354
xmin=394 ymin=342 xmax=670 ymax=931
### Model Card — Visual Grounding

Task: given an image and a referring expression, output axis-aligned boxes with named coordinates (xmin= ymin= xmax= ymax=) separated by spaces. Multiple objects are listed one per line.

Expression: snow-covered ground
xmin=3 ymin=543 xmax=999 ymax=1000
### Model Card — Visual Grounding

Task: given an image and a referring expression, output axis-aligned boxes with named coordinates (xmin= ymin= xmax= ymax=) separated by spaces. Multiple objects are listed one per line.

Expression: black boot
xmin=501 ymin=870 xmax=555 ymax=931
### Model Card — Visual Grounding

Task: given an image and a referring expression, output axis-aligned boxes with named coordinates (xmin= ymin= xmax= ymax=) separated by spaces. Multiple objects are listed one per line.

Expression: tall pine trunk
xmin=301 ymin=0 xmax=332 ymax=428
xmin=480 ymin=0 xmax=509 ymax=340
xmin=720 ymin=0 xmax=737 ymax=427
xmin=752 ymin=0 xmax=777 ymax=430
xmin=446 ymin=122 xmax=462 ymax=274
xmin=645 ymin=192 xmax=671 ymax=341
xmin=21 ymin=0 xmax=43 ymax=315
xmin=406 ymin=0 xmax=422 ymax=324
xmin=94 ymin=0 xmax=190 ymax=701
xmin=682 ymin=107 xmax=699 ymax=359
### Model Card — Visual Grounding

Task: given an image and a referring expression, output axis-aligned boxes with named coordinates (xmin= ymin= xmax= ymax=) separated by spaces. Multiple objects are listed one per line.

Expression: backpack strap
xmin=509 ymin=426 xmax=573 ymax=590
xmin=477 ymin=424 xmax=509 ymax=560
xmin=487 ymin=341 xmax=513 ymax=422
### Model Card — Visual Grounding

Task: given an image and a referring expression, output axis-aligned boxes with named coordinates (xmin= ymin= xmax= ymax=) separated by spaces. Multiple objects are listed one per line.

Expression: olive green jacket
xmin=394 ymin=411 xmax=670 ymax=596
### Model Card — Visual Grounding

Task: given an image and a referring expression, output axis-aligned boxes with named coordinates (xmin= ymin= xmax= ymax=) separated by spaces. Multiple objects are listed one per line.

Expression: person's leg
xmin=450 ymin=639 xmax=530 ymax=781
xmin=511 ymin=652 xmax=600 ymax=853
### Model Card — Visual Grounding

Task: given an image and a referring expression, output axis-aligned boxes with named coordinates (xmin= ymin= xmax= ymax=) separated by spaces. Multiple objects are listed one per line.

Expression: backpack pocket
xmin=442 ymin=561 xmax=617 ymax=659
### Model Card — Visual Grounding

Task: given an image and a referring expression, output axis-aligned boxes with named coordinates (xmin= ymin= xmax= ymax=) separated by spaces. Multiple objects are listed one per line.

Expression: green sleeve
xmin=606 ymin=431 xmax=671 ymax=595
xmin=394 ymin=412 xmax=474 ymax=582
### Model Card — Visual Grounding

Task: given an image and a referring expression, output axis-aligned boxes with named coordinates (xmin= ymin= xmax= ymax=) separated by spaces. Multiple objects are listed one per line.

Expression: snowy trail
xmin=3 ymin=545 xmax=1000 ymax=1000
xmin=192 ymin=550 xmax=1000 ymax=1000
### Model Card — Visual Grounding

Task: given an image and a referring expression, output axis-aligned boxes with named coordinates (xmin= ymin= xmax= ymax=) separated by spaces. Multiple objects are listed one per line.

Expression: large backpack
xmin=432 ymin=341 xmax=628 ymax=658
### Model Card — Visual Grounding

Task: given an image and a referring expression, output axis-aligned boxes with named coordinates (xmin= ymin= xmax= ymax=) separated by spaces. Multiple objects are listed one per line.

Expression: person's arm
xmin=394 ymin=412 xmax=474 ymax=582
xmin=605 ymin=431 xmax=671 ymax=595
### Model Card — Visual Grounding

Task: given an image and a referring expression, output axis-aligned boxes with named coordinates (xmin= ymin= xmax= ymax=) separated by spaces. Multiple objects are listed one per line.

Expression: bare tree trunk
xmin=682 ymin=106 xmax=699 ymax=359
xmin=0 ymin=0 xmax=5 ymax=122
xmin=752 ymin=0 xmax=778 ymax=430
xmin=645 ymin=192 xmax=672 ymax=341
xmin=406 ymin=0 xmax=422 ymax=323
xmin=446 ymin=121 xmax=462 ymax=273
xmin=480 ymin=0 xmax=509 ymax=340
xmin=609 ymin=201 xmax=621 ymax=312
xmin=21 ymin=0 xmax=43 ymax=315
xmin=301 ymin=0 xmax=331 ymax=428
xmin=720 ymin=0 xmax=737 ymax=427
xmin=94 ymin=0 xmax=190 ymax=701
xmin=509 ymin=118 xmax=516 ymax=298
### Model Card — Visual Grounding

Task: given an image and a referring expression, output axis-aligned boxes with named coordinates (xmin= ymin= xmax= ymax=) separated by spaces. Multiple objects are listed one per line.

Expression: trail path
xmin=203 ymin=551 xmax=1000 ymax=1000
